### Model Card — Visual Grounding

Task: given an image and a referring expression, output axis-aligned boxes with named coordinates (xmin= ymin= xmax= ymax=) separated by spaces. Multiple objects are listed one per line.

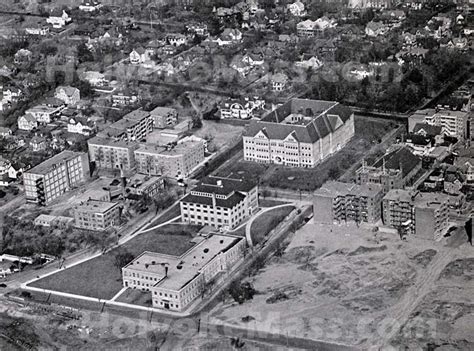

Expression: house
xmin=455 ymin=157 xmax=474 ymax=182
xmin=167 ymin=33 xmax=188 ymax=47
xmin=0 ymin=157 xmax=11 ymax=175
xmin=25 ymin=26 xmax=49 ymax=36
xmin=219 ymin=97 xmax=265 ymax=119
xmin=242 ymin=53 xmax=264 ymax=66
xmin=287 ymin=1 xmax=306 ymax=17
xmin=365 ymin=21 xmax=390 ymax=37
xmin=81 ymin=71 xmax=107 ymax=87
xmin=217 ymin=28 xmax=242 ymax=45
xmin=79 ymin=0 xmax=102 ymax=12
xmin=46 ymin=10 xmax=72 ymax=29
xmin=270 ymin=73 xmax=289 ymax=92
xmin=25 ymin=105 xmax=62 ymax=124
xmin=295 ymin=56 xmax=323 ymax=70
xmin=187 ymin=23 xmax=208 ymax=36
xmin=395 ymin=47 xmax=429 ymax=66
xmin=2 ymin=86 xmax=22 ymax=103
xmin=409 ymin=108 xmax=469 ymax=139
xmin=111 ymin=89 xmax=139 ymax=106
xmin=17 ymin=114 xmax=38 ymax=131
xmin=55 ymin=86 xmax=80 ymax=105
xmin=0 ymin=127 xmax=12 ymax=137
xmin=441 ymin=37 xmax=468 ymax=51
xmin=67 ymin=116 xmax=95 ymax=136
xmin=130 ymin=47 xmax=153 ymax=65
xmin=30 ymin=135 xmax=47 ymax=152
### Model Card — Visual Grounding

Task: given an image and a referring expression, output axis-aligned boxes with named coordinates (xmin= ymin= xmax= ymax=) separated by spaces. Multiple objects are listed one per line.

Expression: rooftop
xmin=374 ymin=147 xmax=421 ymax=178
xmin=27 ymin=150 xmax=85 ymax=175
xmin=88 ymin=136 xmax=139 ymax=149
xmin=75 ymin=199 xmax=119 ymax=213
xmin=135 ymin=139 xmax=203 ymax=157
xmin=314 ymin=181 xmax=383 ymax=198
xmin=245 ymin=99 xmax=353 ymax=144
xmin=124 ymin=234 xmax=242 ymax=291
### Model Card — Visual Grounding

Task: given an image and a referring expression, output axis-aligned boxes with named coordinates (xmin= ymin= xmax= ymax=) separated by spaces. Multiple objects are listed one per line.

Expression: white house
xmin=2 ymin=87 xmax=22 ymax=103
xmin=287 ymin=1 xmax=306 ymax=17
xmin=25 ymin=26 xmax=49 ymax=36
xmin=79 ymin=0 xmax=102 ymax=12
xmin=17 ymin=114 xmax=38 ymax=131
xmin=46 ymin=10 xmax=72 ymax=29
xmin=220 ymin=97 xmax=265 ymax=119
xmin=55 ymin=86 xmax=80 ymax=105
xmin=129 ymin=47 xmax=153 ymax=65
xmin=242 ymin=53 xmax=264 ymax=66
xmin=271 ymin=73 xmax=289 ymax=92
xmin=0 ymin=127 xmax=12 ymax=137
xmin=81 ymin=71 xmax=107 ymax=87
xmin=25 ymin=105 xmax=63 ymax=123
xmin=167 ymin=33 xmax=189 ymax=47
xmin=295 ymin=56 xmax=323 ymax=70
xmin=67 ymin=116 xmax=95 ymax=136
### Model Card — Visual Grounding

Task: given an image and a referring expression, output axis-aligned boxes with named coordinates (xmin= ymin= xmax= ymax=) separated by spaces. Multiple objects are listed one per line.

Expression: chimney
xmin=212 ymin=193 xmax=216 ymax=208
xmin=165 ymin=266 xmax=168 ymax=278
xmin=217 ymin=180 xmax=222 ymax=187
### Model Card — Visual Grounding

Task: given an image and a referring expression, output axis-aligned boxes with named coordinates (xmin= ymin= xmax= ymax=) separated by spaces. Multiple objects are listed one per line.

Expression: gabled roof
xmin=413 ymin=123 xmax=442 ymax=137
xmin=374 ymin=147 xmax=421 ymax=178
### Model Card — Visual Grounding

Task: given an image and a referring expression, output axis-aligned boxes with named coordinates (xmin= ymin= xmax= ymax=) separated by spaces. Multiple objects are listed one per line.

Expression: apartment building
xmin=313 ymin=181 xmax=384 ymax=224
xmin=243 ymin=99 xmax=355 ymax=167
xmin=105 ymin=109 xmax=154 ymax=142
xmin=73 ymin=200 xmax=121 ymax=231
xmin=88 ymin=136 xmax=138 ymax=171
xmin=180 ymin=176 xmax=258 ymax=230
xmin=134 ymin=139 xmax=205 ymax=179
xmin=409 ymin=108 xmax=469 ymax=139
xmin=382 ymin=190 xmax=450 ymax=241
xmin=126 ymin=174 xmax=164 ymax=198
xmin=122 ymin=234 xmax=245 ymax=311
xmin=150 ymin=107 xmax=178 ymax=129
xmin=23 ymin=151 xmax=90 ymax=206
xmin=356 ymin=147 xmax=422 ymax=193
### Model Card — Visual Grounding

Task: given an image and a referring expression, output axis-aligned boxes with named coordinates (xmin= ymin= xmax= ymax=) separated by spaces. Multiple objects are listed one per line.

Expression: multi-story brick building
xmin=180 ymin=176 xmax=258 ymax=230
xmin=150 ymin=107 xmax=178 ymax=129
xmin=104 ymin=109 xmax=154 ymax=142
xmin=382 ymin=190 xmax=450 ymax=240
xmin=88 ymin=136 xmax=138 ymax=171
xmin=23 ymin=151 xmax=90 ymax=206
xmin=243 ymin=99 xmax=355 ymax=167
xmin=409 ymin=108 xmax=469 ymax=139
xmin=134 ymin=139 xmax=205 ymax=179
xmin=313 ymin=181 xmax=384 ymax=224
xmin=73 ymin=199 xmax=121 ymax=231
xmin=122 ymin=234 xmax=245 ymax=311
xmin=356 ymin=147 xmax=422 ymax=193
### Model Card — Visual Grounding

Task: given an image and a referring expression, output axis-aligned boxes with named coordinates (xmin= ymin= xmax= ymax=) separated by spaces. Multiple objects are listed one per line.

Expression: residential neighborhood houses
xmin=0 ymin=0 xmax=472 ymax=349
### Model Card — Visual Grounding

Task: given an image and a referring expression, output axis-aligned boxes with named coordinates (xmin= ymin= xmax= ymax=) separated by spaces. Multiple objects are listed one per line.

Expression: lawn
xmin=29 ymin=224 xmax=200 ymax=300
xmin=115 ymin=288 xmax=152 ymax=307
xmin=251 ymin=206 xmax=295 ymax=245
xmin=213 ymin=158 xmax=269 ymax=184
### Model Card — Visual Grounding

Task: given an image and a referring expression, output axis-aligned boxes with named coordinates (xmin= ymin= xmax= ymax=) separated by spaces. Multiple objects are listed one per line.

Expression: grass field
xmin=29 ymin=224 xmax=200 ymax=300
xmin=251 ymin=206 xmax=295 ymax=245
xmin=146 ymin=203 xmax=181 ymax=228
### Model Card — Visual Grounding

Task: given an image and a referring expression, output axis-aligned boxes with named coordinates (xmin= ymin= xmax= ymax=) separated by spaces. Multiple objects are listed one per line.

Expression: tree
xmin=114 ymin=250 xmax=135 ymax=268
xmin=228 ymin=281 xmax=256 ymax=304
xmin=191 ymin=114 xmax=202 ymax=129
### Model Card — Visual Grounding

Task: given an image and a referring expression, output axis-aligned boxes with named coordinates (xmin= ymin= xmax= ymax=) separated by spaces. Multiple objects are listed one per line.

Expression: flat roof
xmin=125 ymin=234 xmax=241 ymax=291
xmin=75 ymin=199 xmax=119 ymax=213
xmin=314 ymin=181 xmax=383 ymax=198
xmin=135 ymin=140 xmax=202 ymax=156
xmin=88 ymin=135 xmax=138 ymax=149
xmin=27 ymin=150 xmax=85 ymax=175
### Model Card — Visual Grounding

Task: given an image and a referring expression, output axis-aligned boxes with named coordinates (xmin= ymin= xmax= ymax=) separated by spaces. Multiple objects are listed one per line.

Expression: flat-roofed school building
xmin=122 ymin=234 xmax=246 ymax=311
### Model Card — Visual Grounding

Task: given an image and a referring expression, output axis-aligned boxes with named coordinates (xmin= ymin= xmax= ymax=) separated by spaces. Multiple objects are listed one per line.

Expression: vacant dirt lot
xmin=208 ymin=221 xmax=472 ymax=348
